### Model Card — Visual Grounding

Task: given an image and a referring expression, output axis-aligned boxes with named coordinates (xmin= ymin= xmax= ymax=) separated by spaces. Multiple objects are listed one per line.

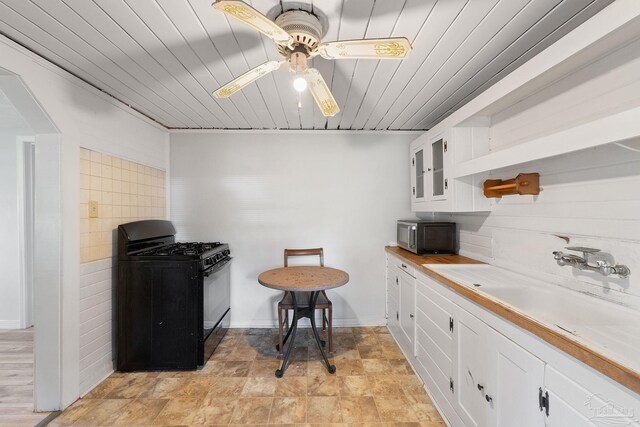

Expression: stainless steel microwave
xmin=397 ymin=220 xmax=456 ymax=255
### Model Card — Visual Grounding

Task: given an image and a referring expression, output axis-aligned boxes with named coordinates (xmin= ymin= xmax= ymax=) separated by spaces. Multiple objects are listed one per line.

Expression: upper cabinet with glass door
xmin=410 ymin=134 xmax=428 ymax=205
xmin=429 ymin=132 xmax=447 ymax=202
xmin=409 ymin=127 xmax=490 ymax=213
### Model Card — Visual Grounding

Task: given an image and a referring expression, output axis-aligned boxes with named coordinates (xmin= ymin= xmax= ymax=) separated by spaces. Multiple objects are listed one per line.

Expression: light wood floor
xmin=52 ymin=326 xmax=446 ymax=426
xmin=0 ymin=328 xmax=49 ymax=426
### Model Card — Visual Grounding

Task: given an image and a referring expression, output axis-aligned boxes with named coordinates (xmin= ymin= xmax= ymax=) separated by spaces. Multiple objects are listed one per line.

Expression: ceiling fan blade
xmin=318 ymin=37 xmax=412 ymax=60
xmin=305 ymin=68 xmax=340 ymax=117
xmin=212 ymin=61 xmax=282 ymax=98
xmin=212 ymin=0 xmax=293 ymax=46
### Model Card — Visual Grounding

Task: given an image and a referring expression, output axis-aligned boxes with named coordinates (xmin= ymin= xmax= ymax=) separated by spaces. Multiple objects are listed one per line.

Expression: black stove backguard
xmin=118 ymin=219 xmax=176 ymax=255
xmin=116 ymin=220 xmax=230 ymax=371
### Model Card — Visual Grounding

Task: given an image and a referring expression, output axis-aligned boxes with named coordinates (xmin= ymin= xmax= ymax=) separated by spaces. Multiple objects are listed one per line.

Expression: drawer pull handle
xmin=401 ymin=263 xmax=407 ymax=268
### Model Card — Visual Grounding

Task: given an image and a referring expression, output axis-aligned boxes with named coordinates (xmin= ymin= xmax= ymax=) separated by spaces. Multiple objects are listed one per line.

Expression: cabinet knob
xmin=409 ymin=314 xmax=414 ymax=319
xmin=427 ymin=168 xmax=432 ymax=172
xmin=477 ymin=384 xmax=484 ymax=392
xmin=485 ymin=394 xmax=493 ymax=403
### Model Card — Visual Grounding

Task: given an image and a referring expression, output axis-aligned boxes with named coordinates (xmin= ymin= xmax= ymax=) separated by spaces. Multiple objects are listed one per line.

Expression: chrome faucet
xmin=552 ymin=247 xmax=630 ymax=278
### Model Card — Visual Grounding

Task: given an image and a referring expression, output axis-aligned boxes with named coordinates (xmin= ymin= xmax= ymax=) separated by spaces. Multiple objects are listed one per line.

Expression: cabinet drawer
xmin=389 ymin=254 xmax=415 ymax=277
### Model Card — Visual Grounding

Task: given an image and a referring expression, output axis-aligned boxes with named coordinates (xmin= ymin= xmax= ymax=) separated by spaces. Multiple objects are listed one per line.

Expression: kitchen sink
xmin=424 ymin=263 xmax=640 ymax=371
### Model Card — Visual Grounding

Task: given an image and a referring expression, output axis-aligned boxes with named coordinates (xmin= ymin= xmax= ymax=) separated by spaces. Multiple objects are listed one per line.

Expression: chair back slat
xmin=284 ymin=248 xmax=324 ymax=267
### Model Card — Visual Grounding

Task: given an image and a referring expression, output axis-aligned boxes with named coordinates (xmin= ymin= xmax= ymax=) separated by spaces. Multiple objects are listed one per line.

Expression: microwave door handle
xmin=409 ymin=227 xmax=416 ymax=249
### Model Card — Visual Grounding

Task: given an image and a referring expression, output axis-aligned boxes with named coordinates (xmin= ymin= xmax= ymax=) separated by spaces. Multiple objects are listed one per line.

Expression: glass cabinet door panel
xmin=415 ymin=149 xmax=424 ymax=199
xmin=432 ymin=139 xmax=444 ymax=197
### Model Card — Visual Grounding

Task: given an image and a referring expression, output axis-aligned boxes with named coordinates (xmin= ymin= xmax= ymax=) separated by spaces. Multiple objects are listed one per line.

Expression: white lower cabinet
xmin=454 ymin=306 xmax=491 ymax=427
xmin=386 ymin=264 xmax=400 ymax=339
xmin=452 ymin=305 xmax=545 ymax=427
xmin=385 ymin=257 xmax=639 ymax=427
xmin=415 ymin=275 xmax=462 ymax=425
xmin=386 ymin=255 xmax=415 ymax=357
xmin=544 ymin=364 xmax=640 ymax=427
xmin=487 ymin=327 xmax=545 ymax=427
xmin=398 ymin=267 xmax=415 ymax=355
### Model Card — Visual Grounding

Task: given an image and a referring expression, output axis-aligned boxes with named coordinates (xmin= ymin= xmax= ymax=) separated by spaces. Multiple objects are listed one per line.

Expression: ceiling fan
xmin=211 ymin=0 xmax=412 ymax=117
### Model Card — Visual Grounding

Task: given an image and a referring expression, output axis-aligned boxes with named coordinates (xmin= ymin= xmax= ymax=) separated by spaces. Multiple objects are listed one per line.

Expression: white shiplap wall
xmin=433 ymin=140 xmax=640 ymax=309
xmin=79 ymin=259 xmax=112 ymax=395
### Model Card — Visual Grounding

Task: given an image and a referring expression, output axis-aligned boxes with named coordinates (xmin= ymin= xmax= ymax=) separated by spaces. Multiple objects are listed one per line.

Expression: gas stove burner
xmin=137 ymin=241 xmax=226 ymax=258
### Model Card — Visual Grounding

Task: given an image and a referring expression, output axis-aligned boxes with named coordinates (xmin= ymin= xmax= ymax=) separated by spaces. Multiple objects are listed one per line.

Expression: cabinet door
xmin=487 ymin=328 xmax=545 ymax=427
xmin=545 ymin=365 xmax=640 ymax=427
xmin=386 ymin=264 xmax=400 ymax=336
xmin=429 ymin=135 xmax=447 ymax=201
xmin=415 ymin=276 xmax=457 ymax=418
xmin=453 ymin=306 xmax=489 ymax=427
xmin=411 ymin=144 xmax=427 ymax=203
xmin=398 ymin=268 xmax=416 ymax=355
xmin=151 ymin=265 xmax=198 ymax=368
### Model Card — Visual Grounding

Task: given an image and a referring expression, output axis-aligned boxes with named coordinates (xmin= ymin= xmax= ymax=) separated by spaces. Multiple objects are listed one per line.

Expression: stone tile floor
xmin=51 ymin=327 xmax=446 ymax=426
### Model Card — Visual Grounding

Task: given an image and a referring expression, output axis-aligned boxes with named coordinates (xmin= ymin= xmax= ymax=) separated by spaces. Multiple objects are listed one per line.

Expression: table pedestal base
xmin=275 ymin=291 xmax=335 ymax=377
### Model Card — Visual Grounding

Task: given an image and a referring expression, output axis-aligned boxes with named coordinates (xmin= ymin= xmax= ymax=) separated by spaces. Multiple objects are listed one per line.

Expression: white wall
xmin=0 ymin=131 xmax=23 ymax=328
xmin=0 ymin=35 xmax=170 ymax=408
xmin=431 ymin=139 xmax=640 ymax=310
xmin=170 ymin=131 xmax=415 ymax=327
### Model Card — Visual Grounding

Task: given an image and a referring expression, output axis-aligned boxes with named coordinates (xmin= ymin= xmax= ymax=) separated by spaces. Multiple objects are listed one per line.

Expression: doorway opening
xmin=0 ymin=69 xmax=62 ymax=421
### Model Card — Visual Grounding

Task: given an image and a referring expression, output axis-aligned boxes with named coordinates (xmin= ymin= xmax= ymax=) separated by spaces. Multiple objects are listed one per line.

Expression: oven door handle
xmin=203 ymin=257 xmax=232 ymax=277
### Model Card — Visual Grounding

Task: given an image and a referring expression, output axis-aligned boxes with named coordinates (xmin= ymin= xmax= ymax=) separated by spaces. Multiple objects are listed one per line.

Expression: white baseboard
xmin=0 ymin=320 xmax=21 ymax=329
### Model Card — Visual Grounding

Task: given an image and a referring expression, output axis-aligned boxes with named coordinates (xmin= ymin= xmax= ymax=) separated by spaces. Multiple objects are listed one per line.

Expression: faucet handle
xmin=566 ymin=246 xmax=600 ymax=254
xmin=596 ymin=260 xmax=612 ymax=276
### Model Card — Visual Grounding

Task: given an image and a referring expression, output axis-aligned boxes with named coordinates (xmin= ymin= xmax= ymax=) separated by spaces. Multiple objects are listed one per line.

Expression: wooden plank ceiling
xmin=0 ymin=0 xmax=612 ymax=130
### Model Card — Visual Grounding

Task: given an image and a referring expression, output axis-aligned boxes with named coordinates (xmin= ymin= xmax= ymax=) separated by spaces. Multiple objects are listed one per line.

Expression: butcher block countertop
xmin=385 ymin=246 xmax=640 ymax=395
xmin=385 ymin=246 xmax=484 ymax=266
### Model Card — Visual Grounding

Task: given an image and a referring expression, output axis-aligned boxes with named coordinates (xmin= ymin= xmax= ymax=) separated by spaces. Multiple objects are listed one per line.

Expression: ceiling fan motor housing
xmin=275 ymin=10 xmax=324 ymax=57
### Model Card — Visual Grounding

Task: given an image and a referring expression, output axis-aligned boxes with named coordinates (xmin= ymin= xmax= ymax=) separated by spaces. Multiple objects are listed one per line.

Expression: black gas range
xmin=116 ymin=220 xmax=231 ymax=371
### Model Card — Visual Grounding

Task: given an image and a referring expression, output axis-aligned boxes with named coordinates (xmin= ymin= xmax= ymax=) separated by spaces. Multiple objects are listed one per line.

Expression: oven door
xmin=397 ymin=221 xmax=418 ymax=253
xmin=200 ymin=258 xmax=231 ymax=365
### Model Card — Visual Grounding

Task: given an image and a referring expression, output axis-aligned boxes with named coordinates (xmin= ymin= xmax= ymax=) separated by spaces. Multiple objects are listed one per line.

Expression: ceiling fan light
xmin=293 ymin=77 xmax=307 ymax=92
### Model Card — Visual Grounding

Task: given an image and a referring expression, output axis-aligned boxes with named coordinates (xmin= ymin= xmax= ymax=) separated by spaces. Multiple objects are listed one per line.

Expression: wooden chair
xmin=277 ymin=248 xmax=333 ymax=354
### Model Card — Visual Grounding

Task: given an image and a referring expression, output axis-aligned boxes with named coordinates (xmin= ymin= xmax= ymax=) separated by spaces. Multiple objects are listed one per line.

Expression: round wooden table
xmin=258 ymin=266 xmax=349 ymax=377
